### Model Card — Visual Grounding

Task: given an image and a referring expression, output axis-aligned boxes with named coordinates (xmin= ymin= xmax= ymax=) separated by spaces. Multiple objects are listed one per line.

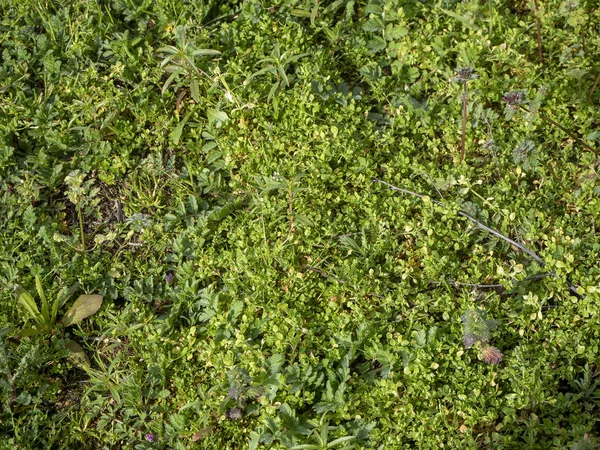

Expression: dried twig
xmin=373 ymin=178 xmax=582 ymax=296
xmin=461 ymin=83 xmax=468 ymax=162
xmin=588 ymin=71 xmax=600 ymax=102
xmin=532 ymin=0 xmax=544 ymax=64
xmin=303 ymin=265 xmax=347 ymax=284
xmin=430 ymin=272 xmax=554 ymax=289
xmin=372 ymin=178 xmax=543 ymax=263
xmin=520 ymin=105 xmax=599 ymax=158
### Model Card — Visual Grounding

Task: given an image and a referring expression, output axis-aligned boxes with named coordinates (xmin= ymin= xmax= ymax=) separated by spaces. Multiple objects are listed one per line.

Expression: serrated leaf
xmin=385 ymin=24 xmax=408 ymax=40
xmin=362 ymin=17 xmax=384 ymax=32
xmin=188 ymin=194 xmax=198 ymax=213
xmin=364 ymin=4 xmax=382 ymax=14
xmin=367 ymin=37 xmax=386 ymax=53
xmin=60 ymin=294 xmax=103 ymax=327
xmin=586 ymin=131 xmax=600 ymax=141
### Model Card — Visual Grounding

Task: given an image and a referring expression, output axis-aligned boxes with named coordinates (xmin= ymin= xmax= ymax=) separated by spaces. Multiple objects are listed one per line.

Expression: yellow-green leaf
xmin=35 ymin=275 xmax=50 ymax=325
xmin=15 ymin=286 xmax=43 ymax=324
xmin=60 ymin=294 xmax=103 ymax=327
xmin=65 ymin=339 xmax=90 ymax=368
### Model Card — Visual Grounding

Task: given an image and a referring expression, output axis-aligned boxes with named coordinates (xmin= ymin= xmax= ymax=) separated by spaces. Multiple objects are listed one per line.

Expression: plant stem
xmin=532 ymin=0 xmax=543 ymax=64
xmin=520 ymin=105 xmax=599 ymax=157
xmin=488 ymin=0 xmax=493 ymax=36
xmin=288 ymin=185 xmax=295 ymax=235
xmin=461 ymin=83 xmax=468 ymax=163
xmin=588 ymin=70 xmax=600 ymax=103
xmin=372 ymin=178 xmax=583 ymax=296
xmin=77 ymin=203 xmax=85 ymax=251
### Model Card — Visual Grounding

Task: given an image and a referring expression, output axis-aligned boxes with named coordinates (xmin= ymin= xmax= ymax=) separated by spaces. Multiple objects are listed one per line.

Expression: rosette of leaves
xmin=158 ymin=26 xmax=222 ymax=103
xmin=14 ymin=275 xmax=103 ymax=366
xmin=461 ymin=309 xmax=503 ymax=365
xmin=503 ymin=90 xmax=528 ymax=120
xmin=221 ymin=367 xmax=264 ymax=420
xmin=512 ymin=139 xmax=539 ymax=170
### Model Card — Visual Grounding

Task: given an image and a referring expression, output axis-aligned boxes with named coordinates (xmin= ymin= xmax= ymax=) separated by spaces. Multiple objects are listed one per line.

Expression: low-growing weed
xmin=2 ymin=0 xmax=600 ymax=448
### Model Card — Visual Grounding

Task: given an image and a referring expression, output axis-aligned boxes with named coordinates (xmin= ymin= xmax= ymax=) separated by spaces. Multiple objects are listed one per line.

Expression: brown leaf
xmin=192 ymin=427 xmax=213 ymax=442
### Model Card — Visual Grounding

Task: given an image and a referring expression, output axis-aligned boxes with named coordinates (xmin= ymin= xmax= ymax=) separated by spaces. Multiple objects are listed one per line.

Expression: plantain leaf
xmin=35 ymin=275 xmax=50 ymax=325
xmin=65 ymin=339 xmax=90 ymax=368
xmin=170 ymin=112 xmax=191 ymax=145
xmin=57 ymin=282 xmax=80 ymax=312
xmin=190 ymin=78 xmax=200 ymax=102
xmin=15 ymin=286 xmax=43 ymax=324
xmin=190 ymin=48 xmax=220 ymax=57
xmin=60 ymin=294 xmax=103 ymax=327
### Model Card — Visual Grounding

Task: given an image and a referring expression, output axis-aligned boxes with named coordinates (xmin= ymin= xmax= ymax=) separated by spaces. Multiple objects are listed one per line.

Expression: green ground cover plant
xmin=1 ymin=0 xmax=599 ymax=448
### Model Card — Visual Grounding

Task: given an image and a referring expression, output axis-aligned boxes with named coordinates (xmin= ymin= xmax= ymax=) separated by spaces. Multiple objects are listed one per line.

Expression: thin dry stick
xmin=372 ymin=178 xmax=581 ymax=296
xmin=588 ymin=71 xmax=600 ymax=103
xmin=520 ymin=105 xmax=599 ymax=158
xmin=461 ymin=83 xmax=468 ymax=163
xmin=532 ymin=0 xmax=543 ymax=64
xmin=288 ymin=186 xmax=295 ymax=234
xmin=431 ymin=272 xmax=554 ymax=289
xmin=372 ymin=178 xmax=543 ymax=263
xmin=303 ymin=266 xmax=347 ymax=284
xmin=421 ymin=171 xmax=444 ymax=199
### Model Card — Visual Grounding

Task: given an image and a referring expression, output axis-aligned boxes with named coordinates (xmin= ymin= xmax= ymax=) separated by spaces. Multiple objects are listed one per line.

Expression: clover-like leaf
xmin=60 ymin=294 xmax=103 ymax=327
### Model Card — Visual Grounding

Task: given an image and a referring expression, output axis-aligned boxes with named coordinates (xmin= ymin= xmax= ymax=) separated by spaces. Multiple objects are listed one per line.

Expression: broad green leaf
xmin=161 ymin=69 xmax=184 ymax=95
xmin=188 ymin=194 xmax=198 ymax=213
xmin=438 ymin=7 xmax=479 ymax=30
xmin=290 ymin=8 xmax=312 ymax=18
xmin=207 ymin=108 xmax=228 ymax=127
xmin=0 ymin=327 xmax=12 ymax=337
xmin=20 ymin=326 xmax=46 ymax=337
xmin=170 ymin=112 xmax=191 ymax=145
xmin=56 ymin=282 xmax=80 ymax=313
xmin=157 ymin=45 xmax=179 ymax=55
xmin=323 ymin=0 xmax=344 ymax=14
xmin=191 ymin=48 xmax=220 ymax=57
xmin=295 ymin=214 xmax=315 ymax=227
xmin=65 ymin=339 xmax=90 ymax=368
xmin=163 ymin=64 xmax=183 ymax=73
xmin=15 ymin=286 xmax=43 ymax=324
xmin=190 ymin=78 xmax=201 ymax=102
xmin=287 ymin=52 xmax=310 ymax=63
xmin=60 ymin=294 xmax=103 ymax=327
xmin=327 ymin=436 xmax=356 ymax=447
